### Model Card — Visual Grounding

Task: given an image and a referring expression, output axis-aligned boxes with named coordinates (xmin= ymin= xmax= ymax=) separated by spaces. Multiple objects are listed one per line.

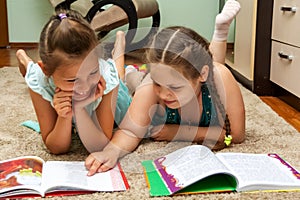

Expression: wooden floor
xmin=1 ymin=46 xmax=300 ymax=132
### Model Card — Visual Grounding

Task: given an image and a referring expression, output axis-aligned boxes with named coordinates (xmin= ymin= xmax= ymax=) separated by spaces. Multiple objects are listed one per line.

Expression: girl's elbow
xmin=43 ymin=136 xmax=70 ymax=155
xmin=232 ymin=130 xmax=245 ymax=144
xmin=47 ymin=145 xmax=69 ymax=155
xmin=50 ymin=149 xmax=68 ymax=155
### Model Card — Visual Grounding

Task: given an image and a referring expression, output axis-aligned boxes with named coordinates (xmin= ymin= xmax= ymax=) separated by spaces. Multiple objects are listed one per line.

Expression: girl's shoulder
xmin=213 ymin=62 xmax=236 ymax=83
xmin=213 ymin=62 xmax=231 ymax=75
xmin=212 ymin=62 xmax=241 ymax=96
xmin=25 ymin=62 xmax=55 ymax=102
xmin=99 ymin=58 xmax=119 ymax=80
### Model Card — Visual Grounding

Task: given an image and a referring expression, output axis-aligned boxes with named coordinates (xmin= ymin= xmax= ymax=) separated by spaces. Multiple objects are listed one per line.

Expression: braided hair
xmin=146 ymin=26 xmax=231 ymax=140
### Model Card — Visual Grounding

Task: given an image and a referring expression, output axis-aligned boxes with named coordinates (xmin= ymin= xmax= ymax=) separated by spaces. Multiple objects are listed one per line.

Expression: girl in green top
xmin=85 ymin=0 xmax=245 ymax=176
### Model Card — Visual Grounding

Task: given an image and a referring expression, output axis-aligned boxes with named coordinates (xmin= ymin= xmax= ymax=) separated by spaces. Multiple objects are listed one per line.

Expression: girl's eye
xmin=67 ymin=79 xmax=77 ymax=83
xmin=153 ymin=82 xmax=161 ymax=87
xmin=169 ymin=86 xmax=182 ymax=90
xmin=90 ymin=69 xmax=99 ymax=76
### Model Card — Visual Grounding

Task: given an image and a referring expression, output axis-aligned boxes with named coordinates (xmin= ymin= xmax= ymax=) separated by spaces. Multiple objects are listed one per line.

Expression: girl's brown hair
xmin=39 ymin=9 xmax=98 ymax=76
xmin=146 ymin=26 xmax=231 ymax=140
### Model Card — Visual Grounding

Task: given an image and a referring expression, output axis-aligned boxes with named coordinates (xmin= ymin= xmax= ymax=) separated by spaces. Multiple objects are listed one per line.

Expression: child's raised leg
xmin=209 ymin=0 xmax=240 ymax=64
xmin=112 ymin=31 xmax=126 ymax=80
xmin=16 ymin=49 xmax=32 ymax=77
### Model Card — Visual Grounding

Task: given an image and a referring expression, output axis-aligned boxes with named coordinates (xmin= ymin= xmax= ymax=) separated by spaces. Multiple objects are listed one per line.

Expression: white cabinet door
xmin=229 ymin=0 xmax=257 ymax=81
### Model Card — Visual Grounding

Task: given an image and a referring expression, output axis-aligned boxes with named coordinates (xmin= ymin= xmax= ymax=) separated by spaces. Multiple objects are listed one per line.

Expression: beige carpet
xmin=1 ymin=66 xmax=300 ymax=200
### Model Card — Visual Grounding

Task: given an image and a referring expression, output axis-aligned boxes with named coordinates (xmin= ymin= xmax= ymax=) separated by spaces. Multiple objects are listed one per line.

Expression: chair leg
xmin=86 ymin=0 xmax=138 ymax=51
xmin=54 ymin=0 xmax=78 ymax=11
xmin=128 ymin=9 xmax=160 ymax=51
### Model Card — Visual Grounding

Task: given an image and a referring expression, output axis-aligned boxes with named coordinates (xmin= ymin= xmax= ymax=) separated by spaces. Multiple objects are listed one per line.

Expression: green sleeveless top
xmin=152 ymin=83 xmax=218 ymax=126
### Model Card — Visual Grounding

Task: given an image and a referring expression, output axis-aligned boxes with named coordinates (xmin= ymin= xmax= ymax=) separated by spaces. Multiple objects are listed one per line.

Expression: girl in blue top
xmin=16 ymin=9 xmax=131 ymax=154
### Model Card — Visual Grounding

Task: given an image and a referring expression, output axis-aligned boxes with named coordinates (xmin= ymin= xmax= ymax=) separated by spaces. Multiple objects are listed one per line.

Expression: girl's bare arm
xmin=73 ymin=88 xmax=117 ymax=153
xmin=29 ymin=89 xmax=73 ymax=154
xmin=85 ymin=82 xmax=158 ymax=175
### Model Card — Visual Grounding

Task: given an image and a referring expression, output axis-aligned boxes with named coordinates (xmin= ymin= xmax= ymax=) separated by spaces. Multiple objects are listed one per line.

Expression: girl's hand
xmin=85 ymin=148 xmax=119 ymax=176
xmin=53 ymin=88 xmax=73 ymax=118
xmin=73 ymin=77 xmax=106 ymax=109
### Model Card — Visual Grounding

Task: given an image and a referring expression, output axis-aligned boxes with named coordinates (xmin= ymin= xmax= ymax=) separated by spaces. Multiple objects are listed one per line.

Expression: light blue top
xmin=25 ymin=58 xmax=131 ymax=126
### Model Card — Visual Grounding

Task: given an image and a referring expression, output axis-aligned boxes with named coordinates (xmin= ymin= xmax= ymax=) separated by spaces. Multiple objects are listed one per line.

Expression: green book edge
xmin=142 ymin=160 xmax=237 ymax=196
xmin=142 ymin=160 xmax=170 ymax=196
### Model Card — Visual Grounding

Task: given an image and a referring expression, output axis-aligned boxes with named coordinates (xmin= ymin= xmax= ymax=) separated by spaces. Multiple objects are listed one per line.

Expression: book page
xmin=216 ymin=153 xmax=300 ymax=191
xmin=153 ymin=145 xmax=234 ymax=193
xmin=41 ymin=161 xmax=128 ymax=194
xmin=0 ymin=156 xmax=45 ymax=197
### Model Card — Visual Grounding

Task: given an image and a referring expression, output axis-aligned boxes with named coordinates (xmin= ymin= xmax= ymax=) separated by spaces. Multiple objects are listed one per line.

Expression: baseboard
xmin=225 ymin=64 xmax=253 ymax=91
xmin=272 ymin=83 xmax=300 ymax=112
xmin=8 ymin=43 xmax=38 ymax=48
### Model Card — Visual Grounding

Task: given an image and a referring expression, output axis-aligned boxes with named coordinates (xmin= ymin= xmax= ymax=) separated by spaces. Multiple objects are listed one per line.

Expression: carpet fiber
xmin=1 ymin=67 xmax=300 ymax=200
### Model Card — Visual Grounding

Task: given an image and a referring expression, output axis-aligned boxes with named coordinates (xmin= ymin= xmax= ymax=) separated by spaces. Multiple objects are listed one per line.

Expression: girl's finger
xmin=53 ymin=97 xmax=72 ymax=107
xmin=88 ymin=161 xmax=102 ymax=176
xmin=60 ymin=106 xmax=72 ymax=118
xmin=98 ymin=82 xmax=104 ymax=96
xmin=99 ymin=76 xmax=106 ymax=91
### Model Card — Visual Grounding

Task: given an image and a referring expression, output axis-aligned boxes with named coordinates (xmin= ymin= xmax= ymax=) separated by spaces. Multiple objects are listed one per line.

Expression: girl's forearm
xmin=164 ymin=124 xmax=226 ymax=149
xmin=193 ymin=126 xmax=226 ymax=149
xmin=44 ymin=116 xmax=73 ymax=154
xmin=74 ymin=107 xmax=110 ymax=153
xmin=104 ymin=129 xmax=142 ymax=159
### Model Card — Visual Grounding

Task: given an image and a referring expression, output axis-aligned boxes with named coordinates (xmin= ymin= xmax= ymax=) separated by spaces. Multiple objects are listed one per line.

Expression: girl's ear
xmin=198 ymin=65 xmax=209 ymax=82
xmin=37 ymin=61 xmax=48 ymax=75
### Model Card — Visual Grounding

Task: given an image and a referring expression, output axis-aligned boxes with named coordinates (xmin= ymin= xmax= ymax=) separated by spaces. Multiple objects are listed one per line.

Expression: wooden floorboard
xmin=260 ymin=97 xmax=300 ymax=132
xmin=1 ymin=47 xmax=300 ymax=132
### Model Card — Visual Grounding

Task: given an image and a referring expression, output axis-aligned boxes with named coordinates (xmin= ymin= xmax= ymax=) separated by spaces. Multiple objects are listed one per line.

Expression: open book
xmin=142 ymin=145 xmax=300 ymax=196
xmin=0 ymin=156 xmax=129 ymax=198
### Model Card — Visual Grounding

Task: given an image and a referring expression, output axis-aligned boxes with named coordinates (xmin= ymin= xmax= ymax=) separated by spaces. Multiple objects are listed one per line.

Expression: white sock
xmin=212 ymin=0 xmax=241 ymax=41
xmin=125 ymin=65 xmax=137 ymax=76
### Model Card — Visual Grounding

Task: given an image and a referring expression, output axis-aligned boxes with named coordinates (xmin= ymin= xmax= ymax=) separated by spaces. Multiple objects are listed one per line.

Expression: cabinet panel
xmin=270 ymin=41 xmax=300 ymax=98
xmin=272 ymin=0 xmax=300 ymax=47
xmin=230 ymin=0 xmax=257 ymax=81
xmin=225 ymin=0 xmax=274 ymax=95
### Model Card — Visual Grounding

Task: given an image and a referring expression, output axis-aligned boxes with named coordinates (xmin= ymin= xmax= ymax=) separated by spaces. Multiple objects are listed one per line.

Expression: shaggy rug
xmin=0 ymin=66 xmax=300 ymax=200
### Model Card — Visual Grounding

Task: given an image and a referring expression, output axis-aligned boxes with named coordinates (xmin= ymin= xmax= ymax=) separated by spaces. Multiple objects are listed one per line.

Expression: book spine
xmin=117 ymin=163 xmax=130 ymax=190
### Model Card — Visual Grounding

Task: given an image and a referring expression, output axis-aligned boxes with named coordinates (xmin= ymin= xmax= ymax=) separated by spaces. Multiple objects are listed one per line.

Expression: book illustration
xmin=154 ymin=157 xmax=181 ymax=193
xmin=268 ymin=154 xmax=300 ymax=180
xmin=0 ymin=157 xmax=43 ymax=189
xmin=153 ymin=146 xmax=213 ymax=193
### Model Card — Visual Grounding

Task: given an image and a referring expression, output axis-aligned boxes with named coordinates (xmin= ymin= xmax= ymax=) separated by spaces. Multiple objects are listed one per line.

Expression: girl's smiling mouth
xmin=73 ymin=88 xmax=94 ymax=101
xmin=163 ymin=99 xmax=177 ymax=105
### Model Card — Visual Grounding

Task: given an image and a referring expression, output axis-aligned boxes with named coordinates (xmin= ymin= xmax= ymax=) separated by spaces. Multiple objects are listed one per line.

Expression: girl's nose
xmin=158 ymin=86 xmax=172 ymax=99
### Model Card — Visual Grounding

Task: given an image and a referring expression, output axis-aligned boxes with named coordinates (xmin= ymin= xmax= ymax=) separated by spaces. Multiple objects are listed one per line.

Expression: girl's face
xmin=52 ymin=51 xmax=101 ymax=101
xmin=150 ymin=63 xmax=201 ymax=109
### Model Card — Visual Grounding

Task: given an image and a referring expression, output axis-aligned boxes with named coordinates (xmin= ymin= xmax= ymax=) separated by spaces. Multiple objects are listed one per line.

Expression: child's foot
xmin=16 ymin=49 xmax=32 ymax=77
xmin=125 ymin=65 xmax=138 ymax=77
xmin=213 ymin=0 xmax=241 ymax=41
